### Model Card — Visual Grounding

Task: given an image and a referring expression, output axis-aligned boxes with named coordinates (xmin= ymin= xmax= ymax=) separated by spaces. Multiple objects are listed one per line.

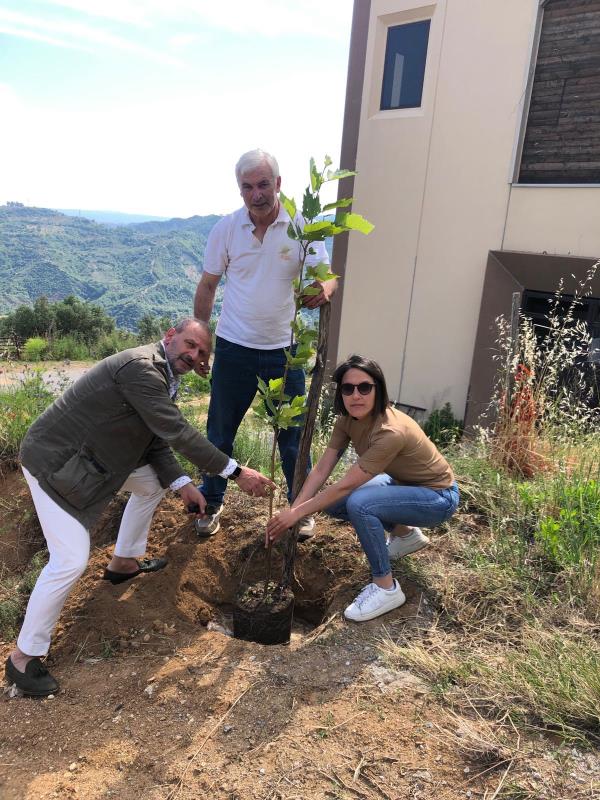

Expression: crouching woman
xmin=266 ymin=355 xmax=459 ymax=622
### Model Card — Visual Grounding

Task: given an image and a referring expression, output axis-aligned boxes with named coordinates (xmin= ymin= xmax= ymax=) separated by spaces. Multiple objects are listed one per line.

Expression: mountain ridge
xmin=0 ymin=204 xmax=222 ymax=329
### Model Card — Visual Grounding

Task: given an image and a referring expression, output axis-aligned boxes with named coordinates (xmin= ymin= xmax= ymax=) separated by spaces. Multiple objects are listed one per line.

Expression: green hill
xmin=0 ymin=204 xmax=222 ymax=329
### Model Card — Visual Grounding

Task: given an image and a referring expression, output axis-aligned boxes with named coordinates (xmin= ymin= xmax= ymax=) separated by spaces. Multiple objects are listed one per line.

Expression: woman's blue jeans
xmin=325 ymin=475 xmax=459 ymax=578
xmin=201 ymin=336 xmax=308 ymax=506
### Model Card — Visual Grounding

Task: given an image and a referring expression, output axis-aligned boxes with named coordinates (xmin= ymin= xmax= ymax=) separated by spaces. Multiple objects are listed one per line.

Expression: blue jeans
xmin=325 ymin=475 xmax=459 ymax=578
xmin=201 ymin=337 xmax=308 ymax=506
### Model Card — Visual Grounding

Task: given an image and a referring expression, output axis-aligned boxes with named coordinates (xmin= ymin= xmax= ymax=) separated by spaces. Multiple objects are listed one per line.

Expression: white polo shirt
xmin=203 ymin=204 xmax=330 ymax=349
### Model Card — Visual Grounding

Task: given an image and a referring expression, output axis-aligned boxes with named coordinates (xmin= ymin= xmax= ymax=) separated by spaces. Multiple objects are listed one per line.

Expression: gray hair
xmin=235 ymin=149 xmax=280 ymax=187
xmin=173 ymin=317 xmax=210 ymax=336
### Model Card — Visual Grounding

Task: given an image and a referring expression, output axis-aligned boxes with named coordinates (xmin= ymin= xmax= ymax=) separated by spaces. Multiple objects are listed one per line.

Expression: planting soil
xmin=0 ymin=470 xmax=597 ymax=799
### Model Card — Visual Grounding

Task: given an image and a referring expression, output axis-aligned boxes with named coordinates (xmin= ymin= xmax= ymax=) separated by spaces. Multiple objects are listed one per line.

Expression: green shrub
xmin=0 ymin=375 xmax=54 ymax=468
xmin=180 ymin=370 xmax=211 ymax=395
xmin=23 ymin=337 xmax=48 ymax=361
xmin=48 ymin=335 xmax=90 ymax=361
xmin=424 ymin=402 xmax=463 ymax=448
xmin=519 ymin=478 xmax=600 ymax=569
xmin=92 ymin=330 xmax=138 ymax=359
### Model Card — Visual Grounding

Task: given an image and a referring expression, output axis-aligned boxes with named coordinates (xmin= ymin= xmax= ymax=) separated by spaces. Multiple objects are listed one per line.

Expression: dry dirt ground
xmin=0 ymin=470 xmax=597 ymax=800
xmin=0 ymin=361 xmax=92 ymax=392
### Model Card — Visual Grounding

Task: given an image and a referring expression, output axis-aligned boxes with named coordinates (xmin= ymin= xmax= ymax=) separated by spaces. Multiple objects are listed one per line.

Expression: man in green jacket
xmin=6 ymin=317 xmax=274 ymax=697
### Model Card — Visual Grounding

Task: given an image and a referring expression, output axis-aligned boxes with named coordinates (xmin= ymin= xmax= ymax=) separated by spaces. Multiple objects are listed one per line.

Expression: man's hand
xmin=235 ymin=466 xmax=276 ymax=498
xmin=178 ymin=483 xmax=207 ymax=516
xmin=194 ymin=357 xmax=210 ymax=378
xmin=301 ymin=277 xmax=338 ymax=309
xmin=266 ymin=507 xmax=299 ymax=545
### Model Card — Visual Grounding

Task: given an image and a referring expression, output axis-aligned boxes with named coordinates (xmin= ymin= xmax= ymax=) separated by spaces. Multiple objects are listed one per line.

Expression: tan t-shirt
xmin=328 ymin=406 xmax=454 ymax=489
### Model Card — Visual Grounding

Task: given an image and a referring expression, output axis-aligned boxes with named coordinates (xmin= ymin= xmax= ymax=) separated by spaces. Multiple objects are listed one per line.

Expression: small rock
xmin=69 ymin=763 xmax=77 ymax=772
xmin=463 ymin=767 xmax=470 ymax=774
xmin=144 ymin=684 xmax=155 ymax=697
xmin=259 ymin=768 xmax=266 ymax=775
xmin=207 ymin=621 xmax=232 ymax=636
xmin=223 ymin=725 xmax=233 ymax=734
xmin=143 ymin=634 xmax=151 ymax=642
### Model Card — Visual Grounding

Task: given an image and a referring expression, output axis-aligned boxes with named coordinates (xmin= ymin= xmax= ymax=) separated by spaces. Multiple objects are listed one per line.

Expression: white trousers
xmin=18 ymin=465 xmax=167 ymax=656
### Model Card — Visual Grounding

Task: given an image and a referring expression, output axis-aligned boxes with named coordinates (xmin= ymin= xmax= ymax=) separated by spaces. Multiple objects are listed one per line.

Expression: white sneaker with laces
xmin=194 ymin=504 xmax=223 ymax=537
xmin=344 ymin=580 xmax=406 ymax=622
xmin=387 ymin=526 xmax=430 ymax=559
xmin=297 ymin=515 xmax=315 ymax=542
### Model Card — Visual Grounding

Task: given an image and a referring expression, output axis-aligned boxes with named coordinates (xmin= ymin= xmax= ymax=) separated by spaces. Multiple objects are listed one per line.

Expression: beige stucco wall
xmin=504 ymin=186 xmax=600 ymax=258
xmin=337 ymin=0 xmax=541 ymax=415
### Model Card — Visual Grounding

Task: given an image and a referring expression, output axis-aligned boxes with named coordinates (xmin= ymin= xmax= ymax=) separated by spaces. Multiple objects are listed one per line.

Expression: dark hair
xmin=332 ymin=354 xmax=390 ymax=416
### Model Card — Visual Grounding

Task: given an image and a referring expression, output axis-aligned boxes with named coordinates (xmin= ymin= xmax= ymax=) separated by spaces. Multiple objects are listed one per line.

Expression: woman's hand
xmin=266 ymin=508 xmax=300 ymax=545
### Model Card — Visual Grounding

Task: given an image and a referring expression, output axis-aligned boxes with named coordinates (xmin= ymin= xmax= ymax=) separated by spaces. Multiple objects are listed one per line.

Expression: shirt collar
xmin=160 ymin=340 xmax=180 ymax=399
xmin=241 ymin=201 xmax=289 ymax=228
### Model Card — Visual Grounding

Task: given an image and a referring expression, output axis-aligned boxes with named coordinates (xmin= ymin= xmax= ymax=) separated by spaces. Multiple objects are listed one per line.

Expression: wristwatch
xmin=228 ymin=464 xmax=243 ymax=480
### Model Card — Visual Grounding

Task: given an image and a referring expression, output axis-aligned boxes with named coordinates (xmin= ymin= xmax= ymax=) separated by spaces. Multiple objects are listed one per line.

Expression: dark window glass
xmin=380 ymin=20 xmax=430 ymax=111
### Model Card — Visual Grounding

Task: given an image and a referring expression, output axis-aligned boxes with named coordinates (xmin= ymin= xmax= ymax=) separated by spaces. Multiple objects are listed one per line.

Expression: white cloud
xmin=0 ymin=8 xmax=182 ymax=65
xmin=0 ymin=21 xmax=92 ymax=51
xmin=25 ymin=0 xmax=351 ymax=40
xmin=37 ymin=0 xmax=151 ymax=27
xmin=177 ymin=0 xmax=351 ymax=40
xmin=168 ymin=32 xmax=207 ymax=50
xmin=0 ymin=76 xmax=346 ymax=217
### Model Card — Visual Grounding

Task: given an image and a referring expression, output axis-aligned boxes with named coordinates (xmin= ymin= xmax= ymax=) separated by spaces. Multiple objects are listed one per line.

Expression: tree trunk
xmin=281 ymin=302 xmax=331 ymax=587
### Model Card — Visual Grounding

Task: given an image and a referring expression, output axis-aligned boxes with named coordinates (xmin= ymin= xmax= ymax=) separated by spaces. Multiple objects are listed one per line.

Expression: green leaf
xmin=263 ymin=396 xmax=277 ymax=416
xmin=302 ymin=221 xmax=344 ymax=240
xmin=302 ymin=188 xmax=321 ymax=221
xmin=257 ymin=376 xmax=268 ymax=396
xmin=324 ymin=154 xmax=333 ymax=168
xmin=287 ymin=222 xmax=300 ymax=240
xmin=338 ymin=212 xmax=374 ymax=235
xmin=325 ymin=169 xmax=356 ymax=182
xmin=310 ymin=158 xmax=322 ymax=192
xmin=322 ymin=197 xmax=354 ymax=212
xmin=301 ymin=286 xmax=321 ymax=296
xmin=279 ymin=191 xmax=297 ymax=220
xmin=268 ymin=377 xmax=284 ymax=393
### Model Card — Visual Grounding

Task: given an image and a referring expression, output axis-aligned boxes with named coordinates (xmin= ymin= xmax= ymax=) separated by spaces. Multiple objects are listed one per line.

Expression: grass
xmin=379 ymin=432 xmax=600 ymax=745
xmin=0 ymin=373 xmax=55 ymax=470
xmin=0 ymin=549 xmax=47 ymax=639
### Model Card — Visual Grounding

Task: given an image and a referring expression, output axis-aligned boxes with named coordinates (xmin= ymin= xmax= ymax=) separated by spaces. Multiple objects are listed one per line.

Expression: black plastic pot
xmin=233 ymin=582 xmax=294 ymax=645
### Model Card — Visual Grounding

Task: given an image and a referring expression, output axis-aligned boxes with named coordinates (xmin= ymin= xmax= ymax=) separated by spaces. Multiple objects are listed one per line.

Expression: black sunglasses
xmin=340 ymin=382 xmax=375 ymax=397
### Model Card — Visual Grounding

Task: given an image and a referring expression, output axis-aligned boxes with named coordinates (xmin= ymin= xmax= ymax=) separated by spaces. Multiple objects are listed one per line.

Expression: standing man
xmin=194 ymin=149 xmax=336 ymax=539
xmin=6 ymin=318 xmax=273 ymax=697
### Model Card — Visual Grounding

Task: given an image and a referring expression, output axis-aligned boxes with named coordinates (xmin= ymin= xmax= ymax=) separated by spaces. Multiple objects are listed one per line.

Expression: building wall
xmin=336 ymin=0 xmax=540 ymax=415
xmin=504 ymin=186 xmax=600 ymax=255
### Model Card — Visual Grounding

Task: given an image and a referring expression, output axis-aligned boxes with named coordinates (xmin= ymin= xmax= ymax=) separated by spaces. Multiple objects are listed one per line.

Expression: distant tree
xmin=137 ymin=313 xmax=172 ymax=343
xmin=33 ymin=296 xmax=55 ymax=338
xmin=11 ymin=305 xmax=38 ymax=339
xmin=53 ymin=296 xmax=114 ymax=344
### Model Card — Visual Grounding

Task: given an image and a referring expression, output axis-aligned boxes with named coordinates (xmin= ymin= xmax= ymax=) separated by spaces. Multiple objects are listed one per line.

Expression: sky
xmin=0 ymin=0 xmax=354 ymax=217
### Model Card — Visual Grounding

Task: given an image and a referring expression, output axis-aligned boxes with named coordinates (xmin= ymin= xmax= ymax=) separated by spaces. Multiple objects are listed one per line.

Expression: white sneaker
xmin=387 ymin=527 xmax=430 ymax=559
xmin=194 ymin=504 xmax=223 ymax=537
xmin=344 ymin=580 xmax=406 ymax=622
xmin=297 ymin=515 xmax=315 ymax=542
